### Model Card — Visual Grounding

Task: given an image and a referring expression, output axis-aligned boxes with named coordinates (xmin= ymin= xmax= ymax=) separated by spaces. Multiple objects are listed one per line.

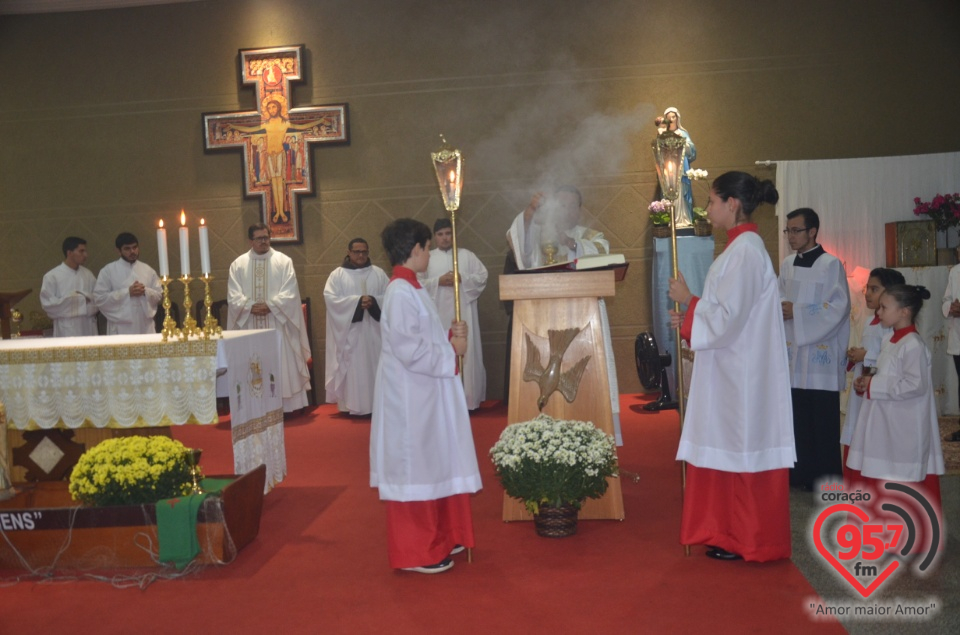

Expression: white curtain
xmin=775 ymin=151 xmax=960 ymax=415
xmin=775 ymin=151 xmax=960 ymax=269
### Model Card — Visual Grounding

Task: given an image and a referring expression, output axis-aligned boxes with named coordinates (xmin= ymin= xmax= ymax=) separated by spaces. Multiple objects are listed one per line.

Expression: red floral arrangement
xmin=913 ymin=193 xmax=960 ymax=232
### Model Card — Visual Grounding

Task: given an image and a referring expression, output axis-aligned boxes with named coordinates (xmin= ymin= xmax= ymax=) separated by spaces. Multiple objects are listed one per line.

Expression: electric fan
xmin=635 ymin=332 xmax=677 ymax=411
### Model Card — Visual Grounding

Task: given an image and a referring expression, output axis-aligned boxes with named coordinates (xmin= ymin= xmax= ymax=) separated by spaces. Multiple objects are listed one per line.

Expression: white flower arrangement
xmin=490 ymin=414 xmax=618 ymax=515
xmin=686 ymin=168 xmax=709 ymax=180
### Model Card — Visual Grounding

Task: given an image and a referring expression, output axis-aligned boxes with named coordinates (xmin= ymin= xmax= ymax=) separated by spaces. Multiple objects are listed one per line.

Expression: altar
xmin=0 ymin=330 xmax=285 ymax=492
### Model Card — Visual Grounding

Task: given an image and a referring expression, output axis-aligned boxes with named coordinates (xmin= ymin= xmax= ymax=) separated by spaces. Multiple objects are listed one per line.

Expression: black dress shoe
xmin=705 ymin=547 xmax=743 ymax=561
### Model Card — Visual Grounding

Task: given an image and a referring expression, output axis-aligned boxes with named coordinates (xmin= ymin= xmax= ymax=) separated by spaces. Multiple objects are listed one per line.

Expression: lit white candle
xmin=157 ymin=220 xmax=169 ymax=278
xmin=198 ymin=218 xmax=211 ymax=276
xmin=179 ymin=210 xmax=190 ymax=277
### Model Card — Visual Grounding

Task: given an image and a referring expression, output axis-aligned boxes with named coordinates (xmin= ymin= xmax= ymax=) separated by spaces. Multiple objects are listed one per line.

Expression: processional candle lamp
xmin=431 ymin=138 xmax=474 ymax=562
xmin=431 ymin=134 xmax=464 ymax=326
xmin=197 ymin=219 xmax=222 ymax=339
xmin=157 ymin=219 xmax=178 ymax=342
xmin=652 ymin=128 xmax=690 ymax=554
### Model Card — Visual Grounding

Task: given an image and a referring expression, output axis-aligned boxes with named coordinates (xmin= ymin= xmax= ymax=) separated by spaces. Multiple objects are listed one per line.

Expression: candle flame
xmin=200 ymin=218 xmax=206 ymax=226
xmin=159 ymin=219 xmax=164 ymax=228
xmin=449 ymin=169 xmax=456 ymax=184
xmin=180 ymin=210 xmax=186 ymax=226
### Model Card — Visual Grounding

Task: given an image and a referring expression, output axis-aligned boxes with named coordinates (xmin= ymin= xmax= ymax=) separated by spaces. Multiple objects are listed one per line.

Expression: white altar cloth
xmin=0 ymin=330 xmax=286 ymax=492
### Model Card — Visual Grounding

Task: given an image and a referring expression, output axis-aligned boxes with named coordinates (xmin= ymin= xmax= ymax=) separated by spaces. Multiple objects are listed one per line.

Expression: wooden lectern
xmin=0 ymin=290 xmax=31 ymax=340
xmin=499 ymin=270 xmax=625 ymax=521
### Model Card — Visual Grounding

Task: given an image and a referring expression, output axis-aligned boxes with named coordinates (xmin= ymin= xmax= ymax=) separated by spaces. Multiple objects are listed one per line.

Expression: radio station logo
xmin=810 ymin=481 xmax=941 ymax=599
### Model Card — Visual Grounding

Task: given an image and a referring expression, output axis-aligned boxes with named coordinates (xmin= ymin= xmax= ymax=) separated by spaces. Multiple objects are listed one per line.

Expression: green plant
xmin=693 ymin=206 xmax=709 ymax=221
xmin=490 ymin=414 xmax=618 ymax=515
xmin=649 ymin=210 xmax=671 ymax=226
xmin=68 ymin=436 xmax=194 ymax=507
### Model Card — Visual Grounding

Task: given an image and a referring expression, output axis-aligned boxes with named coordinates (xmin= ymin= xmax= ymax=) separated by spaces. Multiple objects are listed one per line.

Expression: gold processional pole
xmin=431 ymin=135 xmax=465 ymax=371
xmin=430 ymin=135 xmax=470 ymax=563
xmin=652 ymin=129 xmax=689 ymax=556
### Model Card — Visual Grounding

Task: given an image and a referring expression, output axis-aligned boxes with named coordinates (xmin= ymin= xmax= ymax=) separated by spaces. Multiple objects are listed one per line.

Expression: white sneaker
xmin=402 ymin=558 xmax=454 ymax=574
xmin=449 ymin=545 xmax=466 ymax=555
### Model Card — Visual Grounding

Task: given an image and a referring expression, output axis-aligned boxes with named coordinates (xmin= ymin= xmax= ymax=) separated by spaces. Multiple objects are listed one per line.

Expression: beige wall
xmin=2 ymin=0 xmax=959 ymax=400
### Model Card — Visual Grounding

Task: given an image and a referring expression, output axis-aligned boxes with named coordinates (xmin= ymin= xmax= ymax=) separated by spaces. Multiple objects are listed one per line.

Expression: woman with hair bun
xmin=847 ymin=284 xmax=945 ymax=550
xmin=668 ymin=171 xmax=796 ymax=562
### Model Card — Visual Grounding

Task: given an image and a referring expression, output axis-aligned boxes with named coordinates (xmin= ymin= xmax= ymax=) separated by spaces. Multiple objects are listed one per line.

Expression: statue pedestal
xmin=499 ymin=270 xmax=624 ymax=521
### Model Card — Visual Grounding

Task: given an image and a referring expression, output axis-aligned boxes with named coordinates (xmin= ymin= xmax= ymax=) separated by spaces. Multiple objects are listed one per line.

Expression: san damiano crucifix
xmin=203 ymin=45 xmax=349 ymax=243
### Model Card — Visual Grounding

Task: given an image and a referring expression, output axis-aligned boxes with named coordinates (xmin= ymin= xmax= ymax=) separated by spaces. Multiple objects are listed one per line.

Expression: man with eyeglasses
xmin=227 ymin=223 xmax=313 ymax=413
xmin=778 ymin=208 xmax=850 ymax=491
xmin=323 ymin=237 xmax=389 ymax=416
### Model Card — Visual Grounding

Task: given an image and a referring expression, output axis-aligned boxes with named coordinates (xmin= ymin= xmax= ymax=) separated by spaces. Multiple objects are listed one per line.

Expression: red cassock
xmin=677 ymin=225 xmax=796 ymax=562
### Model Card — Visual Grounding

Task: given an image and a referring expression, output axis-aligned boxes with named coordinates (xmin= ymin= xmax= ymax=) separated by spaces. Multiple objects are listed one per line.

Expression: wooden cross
xmin=203 ymin=45 xmax=349 ymax=244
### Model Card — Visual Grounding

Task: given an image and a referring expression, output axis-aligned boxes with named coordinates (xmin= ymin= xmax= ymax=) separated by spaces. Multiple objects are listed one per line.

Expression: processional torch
xmin=431 ymin=135 xmax=465 ymax=374
xmin=651 ymin=128 xmax=690 ymax=555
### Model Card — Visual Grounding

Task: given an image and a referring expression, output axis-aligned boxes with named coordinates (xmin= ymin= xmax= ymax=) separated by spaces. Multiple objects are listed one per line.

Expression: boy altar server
xmin=370 ymin=218 xmax=481 ymax=574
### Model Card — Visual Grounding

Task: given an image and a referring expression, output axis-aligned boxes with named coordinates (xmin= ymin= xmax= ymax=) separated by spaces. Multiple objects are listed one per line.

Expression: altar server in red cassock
xmin=370 ymin=218 xmax=482 ymax=574
xmin=847 ymin=284 xmax=944 ymax=552
xmin=669 ymin=171 xmax=796 ymax=562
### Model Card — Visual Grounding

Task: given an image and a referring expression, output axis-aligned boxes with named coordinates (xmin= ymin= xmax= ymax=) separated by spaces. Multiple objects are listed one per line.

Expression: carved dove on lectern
xmin=523 ymin=327 xmax=592 ymax=411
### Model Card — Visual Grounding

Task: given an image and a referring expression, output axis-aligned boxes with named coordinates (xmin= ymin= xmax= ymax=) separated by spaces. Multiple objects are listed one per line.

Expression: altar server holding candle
xmin=668 ymin=171 xmax=795 ymax=562
xmin=94 ymin=232 xmax=162 ymax=334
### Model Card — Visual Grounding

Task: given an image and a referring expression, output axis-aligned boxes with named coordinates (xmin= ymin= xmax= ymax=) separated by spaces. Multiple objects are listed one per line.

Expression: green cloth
xmin=157 ymin=493 xmax=211 ymax=570
xmin=156 ymin=479 xmax=236 ymax=570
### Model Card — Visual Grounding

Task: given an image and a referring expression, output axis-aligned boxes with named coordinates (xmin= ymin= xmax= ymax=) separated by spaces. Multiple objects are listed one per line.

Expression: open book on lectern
xmin=520 ymin=253 xmax=627 ymax=273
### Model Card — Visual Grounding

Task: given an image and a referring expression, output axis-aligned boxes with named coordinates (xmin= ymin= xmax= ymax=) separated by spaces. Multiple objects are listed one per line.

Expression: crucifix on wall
xmin=203 ymin=45 xmax=349 ymax=243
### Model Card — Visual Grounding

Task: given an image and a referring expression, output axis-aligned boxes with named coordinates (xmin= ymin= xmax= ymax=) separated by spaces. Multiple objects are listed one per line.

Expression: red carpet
xmin=0 ymin=395 xmax=844 ymax=634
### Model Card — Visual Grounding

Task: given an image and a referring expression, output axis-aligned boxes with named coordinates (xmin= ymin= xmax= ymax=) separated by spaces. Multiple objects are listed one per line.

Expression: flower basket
xmin=694 ymin=219 xmax=712 ymax=237
xmin=652 ymin=225 xmax=671 ymax=239
xmin=534 ymin=503 xmax=580 ymax=538
xmin=490 ymin=414 xmax=618 ymax=520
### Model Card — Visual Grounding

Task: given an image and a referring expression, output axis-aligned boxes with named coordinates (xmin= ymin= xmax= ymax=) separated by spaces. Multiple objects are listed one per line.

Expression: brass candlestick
xmin=10 ymin=308 xmax=22 ymax=338
xmin=200 ymin=274 xmax=222 ymax=340
xmin=186 ymin=448 xmax=204 ymax=495
xmin=159 ymin=276 xmax=178 ymax=342
xmin=177 ymin=275 xmax=200 ymax=341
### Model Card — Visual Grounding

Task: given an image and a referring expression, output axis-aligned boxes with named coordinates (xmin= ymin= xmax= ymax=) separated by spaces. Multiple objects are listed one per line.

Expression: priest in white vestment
xmin=94 ymin=232 xmax=162 ymax=335
xmin=779 ymin=208 xmax=850 ymax=491
xmin=323 ymin=238 xmax=389 ymax=415
xmin=40 ymin=236 xmax=98 ymax=337
xmin=419 ymin=219 xmax=488 ymax=410
xmin=506 ymin=186 xmax=623 ymax=445
xmin=227 ymin=223 xmax=312 ymax=413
